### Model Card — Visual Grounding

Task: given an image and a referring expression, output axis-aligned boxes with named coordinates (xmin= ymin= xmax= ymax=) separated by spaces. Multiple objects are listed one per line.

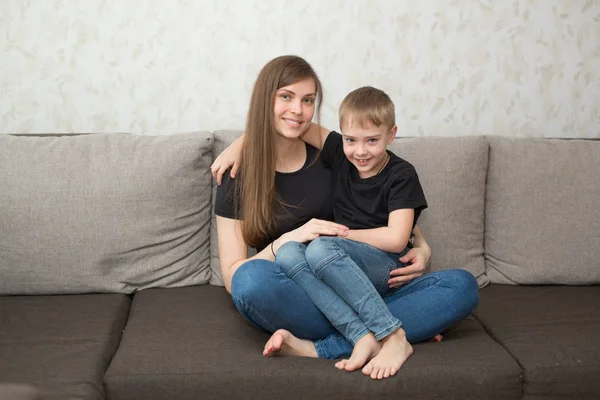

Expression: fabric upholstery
xmin=0 ymin=133 xmax=213 ymax=294
xmin=210 ymin=130 xmax=257 ymax=286
xmin=485 ymin=136 xmax=600 ymax=284
xmin=391 ymin=136 xmax=489 ymax=287
xmin=0 ymin=384 xmax=40 ymax=400
xmin=210 ymin=132 xmax=489 ymax=287
xmin=106 ymin=286 xmax=522 ymax=400
xmin=474 ymin=284 xmax=600 ymax=399
xmin=0 ymin=294 xmax=130 ymax=400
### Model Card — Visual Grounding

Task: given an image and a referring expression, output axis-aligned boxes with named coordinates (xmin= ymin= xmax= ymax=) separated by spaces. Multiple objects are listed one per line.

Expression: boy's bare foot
xmin=334 ymin=332 xmax=381 ymax=371
xmin=263 ymin=329 xmax=318 ymax=358
xmin=431 ymin=333 xmax=443 ymax=343
xmin=362 ymin=328 xmax=413 ymax=380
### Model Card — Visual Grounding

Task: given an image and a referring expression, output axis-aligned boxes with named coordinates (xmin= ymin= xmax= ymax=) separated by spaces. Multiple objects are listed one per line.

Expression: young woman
xmin=213 ymin=55 xmax=479 ymax=380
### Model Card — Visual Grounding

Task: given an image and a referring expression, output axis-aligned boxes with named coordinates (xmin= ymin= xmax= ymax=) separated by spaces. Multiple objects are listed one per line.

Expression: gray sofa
xmin=1 ymin=131 xmax=598 ymax=400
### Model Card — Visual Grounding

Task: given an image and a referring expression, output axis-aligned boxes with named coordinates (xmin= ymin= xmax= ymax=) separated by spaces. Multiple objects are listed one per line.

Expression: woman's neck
xmin=275 ymin=137 xmax=306 ymax=173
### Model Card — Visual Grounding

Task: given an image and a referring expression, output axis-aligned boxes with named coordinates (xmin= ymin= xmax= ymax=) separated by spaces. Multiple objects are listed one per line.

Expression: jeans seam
xmin=349 ymin=327 xmax=370 ymax=345
xmin=285 ymin=261 xmax=309 ymax=280
xmin=231 ymin=294 xmax=275 ymax=333
xmin=315 ymin=334 xmax=343 ymax=359
xmin=378 ymin=260 xmax=398 ymax=293
xmin=319 ymin=242 xmax=400 ymax=335
xmin=311 ymin=252 xmax=342 ymax=278
xmin=372 ymin=319 xmax=402 ymax=341
xmin=384 ymin=275 xmax=442 ymax=304
xmin=314 ymin=340 xmax=325 ymax=358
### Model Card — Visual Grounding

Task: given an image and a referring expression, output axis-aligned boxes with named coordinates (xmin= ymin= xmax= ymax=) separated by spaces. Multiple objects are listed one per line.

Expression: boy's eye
xmin=368 ymin=138 xmax=378 ymax=143
xmin=345 ymin=138 xmax=355 ymax=143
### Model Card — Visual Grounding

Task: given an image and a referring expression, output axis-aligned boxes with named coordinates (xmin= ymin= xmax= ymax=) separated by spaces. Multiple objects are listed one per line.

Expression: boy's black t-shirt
xmin=214 ymin=142 xmax=334 ymax=251
xmin=321 ymin=131 xmax=427 ymax=230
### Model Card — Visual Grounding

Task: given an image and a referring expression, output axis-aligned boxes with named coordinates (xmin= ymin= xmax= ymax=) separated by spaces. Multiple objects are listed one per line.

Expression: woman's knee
xmin=231 ymin=259 xmax=275 ymax=304
xmin=440 ymin=269 xmax=480 ymax=313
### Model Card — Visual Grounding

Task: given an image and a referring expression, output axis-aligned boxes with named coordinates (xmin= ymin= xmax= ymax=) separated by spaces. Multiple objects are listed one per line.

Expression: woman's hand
xmin=280 ymin=219 xmax=349 ymax=246
xmin=388 ymin=247 xmax=429 ymax=289
xmin=211 ymin=135 xmax=244 ymax=185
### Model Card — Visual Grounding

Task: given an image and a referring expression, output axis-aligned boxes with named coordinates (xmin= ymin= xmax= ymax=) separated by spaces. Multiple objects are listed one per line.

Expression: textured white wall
xmin=1 ymin=0 xmax=599 ymax=137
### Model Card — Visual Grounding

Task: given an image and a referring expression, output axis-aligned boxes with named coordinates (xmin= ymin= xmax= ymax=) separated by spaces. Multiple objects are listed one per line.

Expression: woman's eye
xmin=281 ymin=94 xmax=290 ymax=100
xmin=303 ymin=98 xmax=315 ymax=104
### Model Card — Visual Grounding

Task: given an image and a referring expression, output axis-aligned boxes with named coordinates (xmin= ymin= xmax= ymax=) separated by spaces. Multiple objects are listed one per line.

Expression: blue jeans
xmin=230 ymin=251 xmax=479 ymax=360
xmin=276 ymin=238 xmax=407 ymax=344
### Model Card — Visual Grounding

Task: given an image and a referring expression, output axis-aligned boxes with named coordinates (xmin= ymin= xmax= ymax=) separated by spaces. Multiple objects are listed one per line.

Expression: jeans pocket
xmin=384 ymin=258 xmax=410 ymax=292
xmin=378 ymin=261 xmax=399 ymax=295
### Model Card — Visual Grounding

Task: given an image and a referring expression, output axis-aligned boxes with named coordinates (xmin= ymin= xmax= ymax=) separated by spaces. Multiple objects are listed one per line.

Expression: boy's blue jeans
xmin=276 ymin=237 xmax=407 ymax=345
xmin=230 ymin=242 xmax=479 ymax=360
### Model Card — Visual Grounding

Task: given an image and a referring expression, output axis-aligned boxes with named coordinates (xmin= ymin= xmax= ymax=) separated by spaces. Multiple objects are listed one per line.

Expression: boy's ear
xmin=387 ymin=125 xmax=397 ymax=144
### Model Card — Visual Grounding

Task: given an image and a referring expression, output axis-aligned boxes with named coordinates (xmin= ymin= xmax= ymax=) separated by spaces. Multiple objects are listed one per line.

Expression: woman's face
xmin=273 ymin=78 xmax=316 ymax=139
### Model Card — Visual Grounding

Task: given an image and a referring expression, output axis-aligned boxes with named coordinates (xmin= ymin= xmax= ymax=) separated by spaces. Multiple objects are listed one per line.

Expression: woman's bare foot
xmin=362 ymin=328 xmax=413 ymax=380
xmin=263 ymin=329 xmax=318 ymax=358
xmin=334 ymin=333 xmax=381 ymax=372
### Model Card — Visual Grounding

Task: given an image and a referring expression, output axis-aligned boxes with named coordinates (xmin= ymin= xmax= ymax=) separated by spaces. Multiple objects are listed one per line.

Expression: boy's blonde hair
xmin=339 ymin=86 xmax=395 ymax=131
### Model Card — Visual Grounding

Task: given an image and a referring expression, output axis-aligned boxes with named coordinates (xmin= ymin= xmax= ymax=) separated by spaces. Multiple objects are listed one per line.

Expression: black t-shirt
xmin=321 ymin=131 xmax=427 ymax=230
xmin=214 ymin=143 xmax=334 ymax=251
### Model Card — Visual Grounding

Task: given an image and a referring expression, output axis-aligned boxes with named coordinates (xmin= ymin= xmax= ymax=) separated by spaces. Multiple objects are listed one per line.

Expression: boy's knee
xmin=305 ymin=237 xmax=341 ymax=271
xmin=275 ymin=241 xmax=306 ymax=274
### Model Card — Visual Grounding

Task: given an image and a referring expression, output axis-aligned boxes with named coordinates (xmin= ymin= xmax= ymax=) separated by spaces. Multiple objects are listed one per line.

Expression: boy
xmin=272 ymin=86 xmax=429 ymax=379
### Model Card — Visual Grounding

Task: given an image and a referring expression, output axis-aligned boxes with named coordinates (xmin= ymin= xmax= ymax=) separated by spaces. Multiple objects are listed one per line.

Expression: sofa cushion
xmin=474 ymin=284 xmax=600 ymax=400
xmin=210 ymin=133 xmax=489 ymax=287
xmin=0 ymin=384 xmax=40 ymax=400
xmin=0 ymin=294 xmax=130 ymax=400
xmin=105 ymin=286 xmax=522 ymax=400
xmin=210 ymin=130 xmax=239 ymax=286
xmin=485 ymin=136 xmax=600 ymax=284
xmin=0 ymin=133 xmax=213 ymax=294
xmin=391 ymin=136 xmax=489 ymax=287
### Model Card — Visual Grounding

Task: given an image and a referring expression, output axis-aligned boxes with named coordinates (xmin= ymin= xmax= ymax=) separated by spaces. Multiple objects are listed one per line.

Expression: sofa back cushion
xmin=0 ymin=133 xmax=213 ymax=295
xmin=390 ymin=136 xmax=489 ymax=286
xmin=210 ymin=132 xmax=489 ymax=287
xmin=210 ymin=131 xmax=237 ymax=286
xmin=485 ymin=136 xmax=600 ymax=284
xmin=209 ymin=130 xmax=259 ymax=286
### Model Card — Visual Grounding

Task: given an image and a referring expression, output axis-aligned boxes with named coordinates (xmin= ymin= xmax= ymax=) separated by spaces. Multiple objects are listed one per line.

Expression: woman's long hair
xmin=237 ymin=55 xmax=323 ymax=247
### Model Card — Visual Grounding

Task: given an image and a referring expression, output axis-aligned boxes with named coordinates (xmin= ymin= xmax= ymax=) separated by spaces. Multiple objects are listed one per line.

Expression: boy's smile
xmin=341 ymin=121 xmax=397 ymax=179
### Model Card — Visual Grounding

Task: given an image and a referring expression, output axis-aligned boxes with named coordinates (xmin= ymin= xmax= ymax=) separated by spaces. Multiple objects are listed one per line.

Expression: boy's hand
xmin=211 ymin=135 xmax=244 ymax=185
xmin=388 ymin=248 xmax=428 ymax=288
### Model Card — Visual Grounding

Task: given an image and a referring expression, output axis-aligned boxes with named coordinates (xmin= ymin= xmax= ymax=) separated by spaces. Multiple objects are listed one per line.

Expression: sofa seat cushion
xmin=0 ymin=294 xmax=130 ymax=400
xmin=106 ymin=286 xmax=522 ymax=400
xmin=474 ymin=284 xmax=600 ymax=400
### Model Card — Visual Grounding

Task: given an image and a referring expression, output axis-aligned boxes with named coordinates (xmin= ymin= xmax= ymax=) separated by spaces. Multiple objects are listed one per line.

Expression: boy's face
xmin=341 ymin=120 xmax=397 ymax=179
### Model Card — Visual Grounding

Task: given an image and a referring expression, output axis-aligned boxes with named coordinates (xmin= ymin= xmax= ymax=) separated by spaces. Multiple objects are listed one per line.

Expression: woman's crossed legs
xmin=230 ymin=255 xmax=479 ymax=376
